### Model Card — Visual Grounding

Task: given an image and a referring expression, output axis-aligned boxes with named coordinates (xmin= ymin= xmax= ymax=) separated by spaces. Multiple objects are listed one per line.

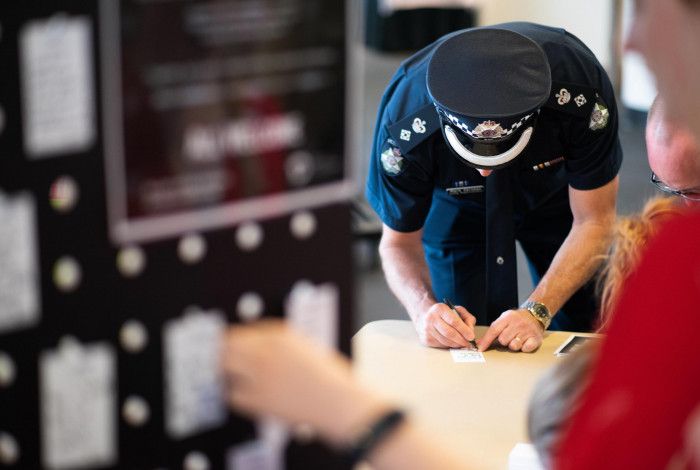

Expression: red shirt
xmin=555 ymin=210 xmax=700 ymax=469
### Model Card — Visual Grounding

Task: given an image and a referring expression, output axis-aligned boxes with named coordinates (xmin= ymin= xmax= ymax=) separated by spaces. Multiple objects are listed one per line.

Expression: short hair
xmin=595 ymin=197 xmax=682 ymax=331
xmin=527 ymin=344 xmax=597 ymax=469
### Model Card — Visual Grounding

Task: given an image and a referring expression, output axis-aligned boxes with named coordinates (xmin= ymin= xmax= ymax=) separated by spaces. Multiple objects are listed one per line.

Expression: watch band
xmin=520 ymin=300 xmax=552 ymax=329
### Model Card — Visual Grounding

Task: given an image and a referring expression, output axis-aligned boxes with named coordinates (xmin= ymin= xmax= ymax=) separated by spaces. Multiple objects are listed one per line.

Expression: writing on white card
xmin=450 ymin=348 xmax=486 ymax=363
xmin=40 ymin=337 xmax=116 ymax=470
xmin=20 ymin=15 xmax=95 ymax=157
xmin=0 ymin=192 xmax=40 ymax=334
xmin=163 ymin=309 xmax=227 ymax=439
xmin=285 ymin=281 xmax=338 ymax=349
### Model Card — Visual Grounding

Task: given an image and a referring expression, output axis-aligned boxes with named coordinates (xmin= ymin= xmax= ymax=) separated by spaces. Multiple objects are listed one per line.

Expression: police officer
xmin=366 ymin=22 xmax=621 ymax=352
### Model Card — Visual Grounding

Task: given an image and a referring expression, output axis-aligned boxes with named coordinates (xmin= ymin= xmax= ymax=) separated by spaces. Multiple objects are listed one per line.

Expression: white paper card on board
xmin=40 ymin=338 xmax=116 ymax=470
xmin=0 ymin=192 xmax=40 ymax=334
xmin=163 ymin=309 xmax=227 ymax=439
xmin=450 ymin=348 xmax=486 ymax=363
xmin=285 ymin=282 xmax=338 ymax=349
xmin=226 ymin=439 xmax=284 ymax=470
xmin=20 ymin=15 xmax=95 ymax=157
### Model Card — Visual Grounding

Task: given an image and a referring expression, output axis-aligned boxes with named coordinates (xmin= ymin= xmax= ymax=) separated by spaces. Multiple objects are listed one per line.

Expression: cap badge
xmin=472 ymin=120 xmax=506 ymax=139
xmin=556 ymin=88 xmax=571 ymax=105
xmin=412 ymin=117 xmax=427 ymax=134
xmin=399 ymin=129 xmax=412 ymax=141
xmin=574 ymin=94 xmax=587 ymax=107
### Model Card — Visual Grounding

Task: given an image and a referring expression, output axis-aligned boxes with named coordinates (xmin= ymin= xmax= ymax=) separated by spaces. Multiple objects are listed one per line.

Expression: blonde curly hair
xmin=596 ymin=196 xmax=682 ymax=332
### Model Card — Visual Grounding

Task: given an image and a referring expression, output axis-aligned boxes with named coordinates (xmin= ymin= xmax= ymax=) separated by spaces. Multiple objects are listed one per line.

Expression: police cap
xmin=427 ymin=27 xmax=551 ymax=169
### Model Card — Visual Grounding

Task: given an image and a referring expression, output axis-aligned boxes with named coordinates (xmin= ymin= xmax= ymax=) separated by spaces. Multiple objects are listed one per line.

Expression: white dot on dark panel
xmin=236 ymin=222 xmax=264 ymax=251
xmin=290 ymin=211 xmax=317 ymax=239
xmin=120 ymin=320 xmax=148 ymax=353
xmin=117 ymin=246 xmax=146 ymax=278
xmin=53 ymin=257 xmax=82 ymax=292
xmin=122 ymin=395 xmax=150 ymax=427
xmin=178 ymin=234 xmax=207 ymax=264
xmin=49 ymin=176 xmax=79 ymax=213
xmin=0 ymin=352 xmax=15 ymax=388
xmin=0 ymin=432 xmax=19 ymax=465
xmin=183 ymin=451 xmax=210 ymax=470
xmin=237 ymin=292 xmax=264 ymax=322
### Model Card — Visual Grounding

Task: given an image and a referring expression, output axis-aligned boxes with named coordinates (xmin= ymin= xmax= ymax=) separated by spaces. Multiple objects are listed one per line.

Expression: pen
xmin=443 ymin=298 xmax=478 ymax=350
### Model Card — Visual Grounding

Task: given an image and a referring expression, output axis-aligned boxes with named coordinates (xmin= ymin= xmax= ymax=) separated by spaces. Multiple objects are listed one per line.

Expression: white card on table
xmin=163 ymin=309 xmax=227 ymax=439
xmin=450 ymin=348 xmax=486 ymax=363
xmin=0 ymin=192 xmax=40 ymax=334
xmin=40 ymin=338 xmax=116 ymax=470
xmin=285 ymin=282 xmax=338 ymax=349
xmin=20 ymin=15 xmax=95 ymax=158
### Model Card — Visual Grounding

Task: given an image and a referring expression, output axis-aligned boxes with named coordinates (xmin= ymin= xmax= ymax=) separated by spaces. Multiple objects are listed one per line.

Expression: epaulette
xmin=544 ymin=81 xmax=597 ymax=118
xmin=387 ymin=103 xmax=441 ymax=155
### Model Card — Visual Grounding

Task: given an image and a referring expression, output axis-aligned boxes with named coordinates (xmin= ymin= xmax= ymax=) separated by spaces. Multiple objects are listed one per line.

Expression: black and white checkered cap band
xmin=441 ymin=111 xmax=534 ymax=139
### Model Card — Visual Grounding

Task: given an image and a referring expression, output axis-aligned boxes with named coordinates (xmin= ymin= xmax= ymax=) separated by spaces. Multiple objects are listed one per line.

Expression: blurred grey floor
xmin=352 ymin=48 xmax=657 ymax=333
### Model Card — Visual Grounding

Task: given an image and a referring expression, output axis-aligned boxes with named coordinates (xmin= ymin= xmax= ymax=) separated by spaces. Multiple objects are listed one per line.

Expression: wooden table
xmin=352 ymin=320 xmax=597 ymax=469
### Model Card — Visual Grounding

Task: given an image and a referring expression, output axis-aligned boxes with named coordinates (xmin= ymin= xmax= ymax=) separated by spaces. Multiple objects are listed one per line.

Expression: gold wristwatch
xmin=520 ymin=300 xmax=552 ymax=330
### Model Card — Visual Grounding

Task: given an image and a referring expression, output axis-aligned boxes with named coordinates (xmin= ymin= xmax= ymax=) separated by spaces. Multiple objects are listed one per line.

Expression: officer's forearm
xmin=527 ymin=218 xmax=613 ymax=316
xmin=378 ymin=240 xmax=436 ymax=322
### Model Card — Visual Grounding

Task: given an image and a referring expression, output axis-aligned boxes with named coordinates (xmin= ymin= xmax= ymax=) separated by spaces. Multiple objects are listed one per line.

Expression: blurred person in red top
xmin=554 ymin=207 xmax=700 ymax=469
xmin=555 ymin=0 xmax=700 ymax=466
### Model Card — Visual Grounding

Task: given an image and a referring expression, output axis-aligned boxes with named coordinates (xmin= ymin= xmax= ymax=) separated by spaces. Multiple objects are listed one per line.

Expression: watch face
xmin=532 ymin=305 xmax=549 ymax=319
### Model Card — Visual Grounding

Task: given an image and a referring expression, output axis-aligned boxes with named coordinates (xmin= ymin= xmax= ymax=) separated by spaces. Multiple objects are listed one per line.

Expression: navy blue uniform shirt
xmin=366 ymin=23 xmax=622 ymax=329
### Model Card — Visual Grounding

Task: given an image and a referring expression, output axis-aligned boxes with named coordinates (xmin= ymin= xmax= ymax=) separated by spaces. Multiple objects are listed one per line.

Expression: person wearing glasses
xmin=555 ymin=0 xmax=700 ymax=460
xmin=365 ymin=22 xmax=621 ymax=352
xmin=646 ymin=98 xmax=700 ymax=206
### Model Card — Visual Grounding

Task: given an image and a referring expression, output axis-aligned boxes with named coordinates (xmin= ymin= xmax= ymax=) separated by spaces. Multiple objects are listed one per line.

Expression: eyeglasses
xmin=650 ymin=172 xmax=700 ymax=201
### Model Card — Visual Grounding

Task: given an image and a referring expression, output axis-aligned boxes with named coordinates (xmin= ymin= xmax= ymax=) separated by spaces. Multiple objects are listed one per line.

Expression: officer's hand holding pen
xmin=414 ymin=299 xmax=477 ymax=349
xmin=443 ymin=298 xmax=478 ymax=350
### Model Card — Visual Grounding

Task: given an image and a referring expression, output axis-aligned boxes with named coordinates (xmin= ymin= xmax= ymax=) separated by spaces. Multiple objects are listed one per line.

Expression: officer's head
xmin=427 ymin=26 xmax=551 ymax=176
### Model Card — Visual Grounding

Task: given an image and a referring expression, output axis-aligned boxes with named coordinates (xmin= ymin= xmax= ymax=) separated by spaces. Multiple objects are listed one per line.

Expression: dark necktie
xmin=485 ymin=169 xmax=518 ymax=324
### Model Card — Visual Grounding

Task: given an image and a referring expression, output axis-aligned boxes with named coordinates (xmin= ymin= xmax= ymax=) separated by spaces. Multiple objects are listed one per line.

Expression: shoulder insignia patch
xmin=388 ymin=103 xmax=440 ymax=155
xmin=545 ymin=81 xmax=596 ymax=118
xmin=380 ymin=139 xmax=405 ymax=176
xmin=589 ymin=95 xmax=610 ymax=131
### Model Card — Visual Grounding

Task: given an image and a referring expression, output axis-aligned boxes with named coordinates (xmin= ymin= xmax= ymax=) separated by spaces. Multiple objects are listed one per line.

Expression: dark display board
xmin=0 ymin=1 xmax=354 ymax=469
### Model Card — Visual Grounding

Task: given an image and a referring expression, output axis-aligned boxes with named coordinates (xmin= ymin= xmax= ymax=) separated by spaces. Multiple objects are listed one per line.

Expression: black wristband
xmin=346 ymin=409 xmax=406 ymax=465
